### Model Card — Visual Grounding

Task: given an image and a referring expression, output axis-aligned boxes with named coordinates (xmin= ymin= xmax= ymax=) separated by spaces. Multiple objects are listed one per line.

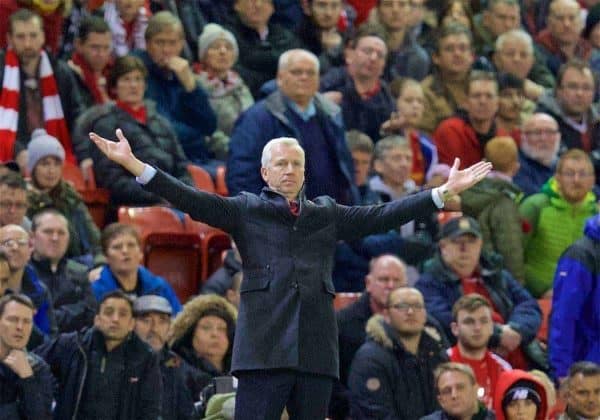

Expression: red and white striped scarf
xmin=0 ymin=49 xmax=75 ymax=162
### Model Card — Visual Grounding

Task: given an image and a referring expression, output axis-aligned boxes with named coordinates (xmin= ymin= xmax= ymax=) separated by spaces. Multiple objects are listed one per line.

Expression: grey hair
xmin=373 ymin=135 xmax=410 ymax=161
xmin=278 ymin=49 xmax=320 ymax=74
xmin=145 ymin=11 xmax=183 ymax=41
xmin=261 ymin=137 xmax=305 ymax=168
xmin=495 ymin=29 xmax=534 ymax=54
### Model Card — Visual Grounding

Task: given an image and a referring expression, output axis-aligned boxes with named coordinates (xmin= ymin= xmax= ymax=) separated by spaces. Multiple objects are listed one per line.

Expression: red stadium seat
xmin=184 ymin=215 xmax=231 ymax=282
xmin=334 ymin=292 xmax=362 ymax=311
xmin=187 ymin=164 xmax=216 ymax=193
xmin=62 ymin=162 xmax=86 ymax=191
xmin=537 ymin=298 xmax=552 ymax=342
xmin=215 ymin=165 xmax=229 ymax=196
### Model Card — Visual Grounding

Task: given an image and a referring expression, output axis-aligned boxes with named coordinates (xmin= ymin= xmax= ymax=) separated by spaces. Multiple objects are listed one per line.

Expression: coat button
xmin=292 ymin=282 xmax=298 ymax=289
xmin=293 ymin=226 xmax=298 ymax=231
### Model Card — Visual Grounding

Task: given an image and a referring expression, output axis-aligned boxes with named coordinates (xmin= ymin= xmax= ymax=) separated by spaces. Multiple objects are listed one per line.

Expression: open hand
xmin=89 ymin=129 xmax=145 ymax=176
xmin=444 ymin=158 xmax=492 ymax=196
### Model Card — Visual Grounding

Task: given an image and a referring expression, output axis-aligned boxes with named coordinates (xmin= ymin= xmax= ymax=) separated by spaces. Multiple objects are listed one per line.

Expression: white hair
xmin=495 ymin=29 xmax=534 ymax=54
xmin=261 ymin=137 xmax=305 ymax=168
xmin=278 ymin=49 xmax=320 ymax=73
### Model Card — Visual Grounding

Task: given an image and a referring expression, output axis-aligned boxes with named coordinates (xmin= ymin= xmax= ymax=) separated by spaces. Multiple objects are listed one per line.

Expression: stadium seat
xmin=537 ymin=298 xmax=552 ymax=342
xmin=80 ymin=163 xmax=110 ymax=229
xmin=334 ymin=292 xmax=362 ymax=311
xmin=187 ymin=164 xmax=216 ymax=193
xmin=62 ymin=162 xmax=86 ymax=191
xmin=184 ymin=215 xmax=231 ymax=281
xmin=215 ymin=165 xmax=229 ymax=196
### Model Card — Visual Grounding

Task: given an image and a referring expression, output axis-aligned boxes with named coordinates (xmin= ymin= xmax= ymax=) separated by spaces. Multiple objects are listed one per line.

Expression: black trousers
xmin=234 ymin=369 xmax=334 ymax=420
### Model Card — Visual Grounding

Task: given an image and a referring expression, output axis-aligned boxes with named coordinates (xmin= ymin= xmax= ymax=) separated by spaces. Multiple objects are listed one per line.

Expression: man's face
xmin=115 ymin=0 xmax=144 ymax=22
xmin=374 ymin=146 xmax=413 ymax=187
xmin=555 ymin=158 xmax=595 ymax=204
xmin=378 ymin=0 xmax=411 ymax=31
xmin=407 ymin=0 xmax=426 ymax=28
xmin=75 ymin=31 xmax=112 ymax=73
xmin=260 ymin=143 xmax=305 ymax=200
xmin=105 ymin=233 xmax=143 ymax=277
xmin=387 ymin=288 xmax=426 ymax=336
xmin=134 ymin=311 xmax=171 ymax=352
xmin=94 ymin=297 xmax=135 ymax=342
xmin=365 ymin=256 xmax=407 ymax=308
xmin=348 ymin=36 xmax=387 ymax=81
xmin=433 ymin=34 xmax=474 ymax=77
xmin=439 ymin=234 xmax=482 ymax=278
xmin=466 ymin=80 xmax=499 ymax=124
xmin=32 ymin=213 xmax=70 ymax=264
xmin=234 ymin=0 xmax=274 ymax=30
xmin=567 ymin=373 xmax=600 ymax=418
xmin=437 ymin=371 xmax=479 ymax=419
xmin=547 ymin=0 xmax=582 ymax=46
xmin=493 ymin=38 xmax=535 ymax=80
xmin=498 ymin=87 xmax=524 ymax=121
xmin=451 ymin=306 xmax=494 ymax=351
xmin=351 ymin=150 xmax=372 ymax=186
xmin=520 ymin=115 xmax=561 ymax=165
xmin=0 ymin=301 xmax=34 ymax=351
xmin=0 ymin=186 xmax=28 ymax=226
xmin=277 ymin=54 xmax=319 ymax=106
xmin=484 ymin=2 xmax=521 ymax=38
xmin=146 ymin=28 xmax=184 ymax=68
xmin=0 ymin=225 xmax=32 ymax=272
xmin=556 ymin=68 xmax=595 ymax=118
xmin=309 ymin=0 xmax=343 ymax=30
xmin=7 ymin=18 xmax=45 ymax=65
xmin=0 ymin=261 xmax=9 ymax=296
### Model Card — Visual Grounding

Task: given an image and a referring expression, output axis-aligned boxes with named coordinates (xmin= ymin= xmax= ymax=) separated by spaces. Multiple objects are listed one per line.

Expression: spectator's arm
xmin=503 ymin=271 xmax=542 ymax=343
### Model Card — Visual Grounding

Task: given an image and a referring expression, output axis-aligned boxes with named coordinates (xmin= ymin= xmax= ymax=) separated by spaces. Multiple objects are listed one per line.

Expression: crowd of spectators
xmin=1 ymin=0 xmax=600 ymax=419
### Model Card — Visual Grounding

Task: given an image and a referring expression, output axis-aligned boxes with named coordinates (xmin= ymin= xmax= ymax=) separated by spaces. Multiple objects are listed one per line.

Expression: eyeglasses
xmin=559 ymin=171 xmax=594 ymax=179
xmin=438 ymin=383 xmax=468 ymax=397
xmin=523 ymin=129 xmax=559 ymax=137
xmin=0 ymin=238 xmax=29 ymax=249
xmin=356 ymin=47 xmax=386 ymax=60
xmin=0 ymin=201 xmax=27 ymax=210
xmin=389 ymin=302 xmax=425 ymax=312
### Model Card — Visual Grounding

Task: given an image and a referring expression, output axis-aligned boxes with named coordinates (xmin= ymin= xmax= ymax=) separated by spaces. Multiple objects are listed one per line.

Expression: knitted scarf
xmin=104 ymin=0 xmax=148 ymax=57
xmin=70 ymin=51 xmax=111 ymax=104
xmin=0 ymin=48 xmax=75 ymax=162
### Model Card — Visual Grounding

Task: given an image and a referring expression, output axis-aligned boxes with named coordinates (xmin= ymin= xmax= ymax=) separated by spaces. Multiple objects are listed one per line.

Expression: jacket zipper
xmin=72 ymin=338 xmax=88 ymax=420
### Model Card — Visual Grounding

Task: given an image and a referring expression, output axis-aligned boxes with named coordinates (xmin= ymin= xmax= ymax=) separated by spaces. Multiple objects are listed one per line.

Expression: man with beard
xmin=348 ymin=287 xmax=447 ymax=419
xmin=448 ymin=294 xmax=512 ymax=408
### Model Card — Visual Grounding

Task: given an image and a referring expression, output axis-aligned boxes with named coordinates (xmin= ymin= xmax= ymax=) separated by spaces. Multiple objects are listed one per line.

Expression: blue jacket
xmin=226 ymin=89 xmax=359 ymax=204
xmin=21 ymin=265 xmax=56 ymax=336
xmin=136 ymin=50 xmax=217 ymax=163
xmin=92 ymin=266 xmax=182 ymax=315
xmin=416 ymin=253 xmax=542 ymax=346
xmin=550 ymin=215 xmax=600 ymax=379
xmin=513 ymin=151 xmax=555 ymax=197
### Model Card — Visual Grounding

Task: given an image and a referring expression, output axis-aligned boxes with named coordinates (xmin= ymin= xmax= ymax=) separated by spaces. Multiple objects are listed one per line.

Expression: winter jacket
xmin=224 ymin=15 xmax=301 ymax=97
xmin=76 ymin=101 xmax=193 ymax=206
xmin=347 ymin=315 xmax=447 ymax=419
xmin=21 ymin=265 xmax=57 ymax=336
xmin=513 ymin=151 xmax=555 ymax=198
xmin=420 ymin=405 xmax=496 ymax=420
xmin=31 ymin=257 xmax=97 ymax=333
xmin=433 ymin=112 xmax=509 ymax=170
xmin=143 ymin=168 xmax=440 ymax=378
xmin=92 ymin=265 xmax=182 ymax=314
xmin=196 ymin=69 xmax=254 ymax=160
xmin=492 ymin=370 xmax=548 ymax=420
xmin=460 ymin=175 xmax=525 ymax=282
xmin=135 ymin=50 xmax=217 ymax=164
xmin=417 ymin=72 xmax=469 ymax=135
xmin=549 ymin=215 xmax=600 ymax=379
xmin=159 ymin=348 xmax=197 ymax=420
xmin=27 ymin=180 xmax=104 ymax=267
xmin=319 ymin=66 xmax=396 ymax=142
xmin=535 ymin=29 xmax=591 ymax=76
xmin=0 ymin=352 xmax=53 ymax=420
xmin=201 ymin=249 xmax=242 ymax=296
xmin=519 ymin=177 xmax=597 ymax=297
xmin=0 ymin=51 xmax=85 ymax=158
xmin=226 ymin=89 xmax=358 ymax=204
xmin=34 ymin=327 xmax=162 ymax=420
xmin=416 ymin=253 xmax=542 ymax=347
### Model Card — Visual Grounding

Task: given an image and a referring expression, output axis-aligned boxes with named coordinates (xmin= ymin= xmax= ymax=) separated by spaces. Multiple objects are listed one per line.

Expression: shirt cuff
xmin=135 ymin=164 xmax=157 ymax=185
xmin=431 ymin=188 xmax=444 ymax=209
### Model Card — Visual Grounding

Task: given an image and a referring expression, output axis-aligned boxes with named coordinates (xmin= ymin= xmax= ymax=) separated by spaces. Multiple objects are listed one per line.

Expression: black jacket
xmin=34 ymin=327 xmax=162 ymax=420
xmin=348 ymin=315 xmax=447 ymax=420
xmin=0 ymin=352 xmax=53 ymax=420
xmin=159 ymin=348 xmax=197 ymax=420
xmin=30 ymin=257 xmax=97 ymax=333
xmin=144 ymin=169 xmax=439 ymax=378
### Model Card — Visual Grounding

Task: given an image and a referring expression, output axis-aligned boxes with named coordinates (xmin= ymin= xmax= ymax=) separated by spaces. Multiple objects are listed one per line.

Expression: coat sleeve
xmin=54 ymin=268 xmax=97 ymax=333
xmin=347 ymin=346 xmax=401 ymax=420
xmin=503 ymin=271 xmax=542 ymax=343
xmin=549 ymin=254 xmax=593 ymax=379
xmin=488 ymin=197 xmax=525 ymax=282
xmin=137 ymin=352 xmax=163 ymax=420
xmin=17 ymin=358 xmax=54 ymax=420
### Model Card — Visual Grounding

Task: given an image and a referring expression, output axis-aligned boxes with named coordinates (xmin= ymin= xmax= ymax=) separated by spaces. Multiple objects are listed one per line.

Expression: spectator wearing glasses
xmin=348 ymin=287 xmax=447 ymax=419
xmin=520 ymin=149 xmax=597 ymax=298
xmin=0 ymin=171 xmax=30 ymax=230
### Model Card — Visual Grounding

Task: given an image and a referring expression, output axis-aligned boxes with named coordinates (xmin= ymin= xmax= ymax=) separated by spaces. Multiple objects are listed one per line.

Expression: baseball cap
xmin=440 ymin=216 xmax=482 ymax=240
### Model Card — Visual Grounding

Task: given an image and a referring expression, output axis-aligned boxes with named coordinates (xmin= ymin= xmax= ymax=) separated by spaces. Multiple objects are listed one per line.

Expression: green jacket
xmin=27 ymin=180 xmax=104 ymax=267
xmin=460 ymin=175 xmax=525 ymax=282
xmin=519 ymin=177 xmax=597 ymax=297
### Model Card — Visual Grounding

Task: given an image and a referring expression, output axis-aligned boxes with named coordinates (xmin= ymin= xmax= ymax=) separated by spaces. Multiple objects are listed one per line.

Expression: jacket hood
xmin=541 ymin=177 xmax=597 ymax=209
xmin=365 ymin=314 xmax=443 ymax=350
xmin=584 ymin=214 xmax=600 ymax=242
xmin=493 ymin=370 xmax=548 ymax=420
xmin=460 ymin=176 xmax=523 ymax=215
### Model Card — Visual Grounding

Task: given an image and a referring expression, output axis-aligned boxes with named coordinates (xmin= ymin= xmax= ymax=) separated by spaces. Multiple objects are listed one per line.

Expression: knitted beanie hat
xmin=27 ymin=129 xmax=65 ymax=174
xmin=197 ymin=23 xmax=239 ymax=61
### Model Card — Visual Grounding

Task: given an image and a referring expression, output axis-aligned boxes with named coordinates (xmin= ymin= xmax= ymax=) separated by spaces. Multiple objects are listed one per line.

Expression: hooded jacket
xmin=460 ymin=175 xmax=525 ymax=282
xmin=347 ymin=315 xmax=447 ymax=420
xmin=519 ymin=177 xmax=597 ymax=297
xmin=492 ymin=370 xmax=548 ymax=420
xmin=549 ymin=214 xmax=600 ymax=379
